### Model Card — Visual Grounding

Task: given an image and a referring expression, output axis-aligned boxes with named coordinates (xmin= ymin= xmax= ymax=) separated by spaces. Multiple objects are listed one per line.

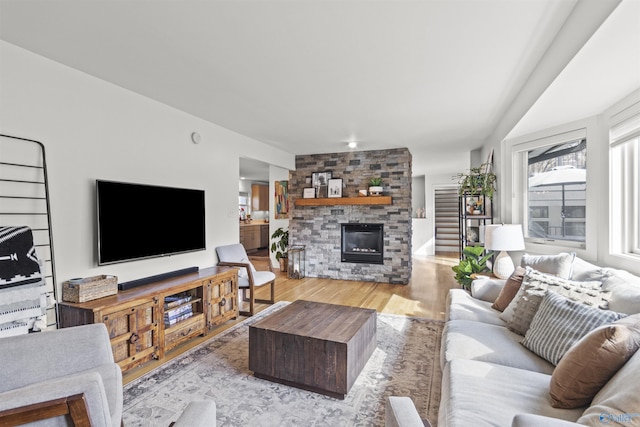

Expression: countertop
xmin=240 ymin=221 xmax=269 ymax=227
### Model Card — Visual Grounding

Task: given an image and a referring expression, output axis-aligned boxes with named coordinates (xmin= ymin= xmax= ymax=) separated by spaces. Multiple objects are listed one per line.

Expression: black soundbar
xmin=118 ymin=266 xmax=199 ymax=291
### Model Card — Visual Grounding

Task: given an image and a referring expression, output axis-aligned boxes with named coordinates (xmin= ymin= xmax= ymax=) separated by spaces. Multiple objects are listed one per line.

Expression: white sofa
xmin=387 ymin=256 xmax=640 ymax=427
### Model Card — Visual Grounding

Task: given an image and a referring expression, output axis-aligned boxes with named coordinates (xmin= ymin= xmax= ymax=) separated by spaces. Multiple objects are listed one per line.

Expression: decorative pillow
xmin=507 ymin=267 xmax=607 ymax=336
xmin=520 ymin=252 xmax=575 ymax=279
xmin=601 ymin=269 xmax=640 ymax=315
xmin=549 ymin=314 xmax=640 ymax=409
xmin=571 ymin=267 xmax=640 ymax=315
xmin=521 ymin=292 xmax=626 ymax=366
xmin=492 ymin=267 xmax=525 ymax=312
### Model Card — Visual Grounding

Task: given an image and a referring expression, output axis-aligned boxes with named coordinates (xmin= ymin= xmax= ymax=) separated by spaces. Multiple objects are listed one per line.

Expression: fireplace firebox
xmin=341 ymin=223 xmax=384 ymax=264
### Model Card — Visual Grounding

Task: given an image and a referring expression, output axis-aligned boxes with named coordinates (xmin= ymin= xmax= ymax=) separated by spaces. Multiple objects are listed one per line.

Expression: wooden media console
xmin=58 ymin=266 xmax=238 ymax=372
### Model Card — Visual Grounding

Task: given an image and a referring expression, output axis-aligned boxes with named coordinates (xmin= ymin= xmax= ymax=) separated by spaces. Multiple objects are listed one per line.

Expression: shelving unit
xmin=458 ymin=192 xmax=494 ymax=257
xmin=163 ymin=288 xmax=206 ymax=352
xmin=295 ymin=196 xmax=392 ymax=207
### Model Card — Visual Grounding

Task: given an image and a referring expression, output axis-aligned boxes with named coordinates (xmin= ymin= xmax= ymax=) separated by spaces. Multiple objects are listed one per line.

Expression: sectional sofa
xmin=388 ymin=254 xmax=640 ymax=427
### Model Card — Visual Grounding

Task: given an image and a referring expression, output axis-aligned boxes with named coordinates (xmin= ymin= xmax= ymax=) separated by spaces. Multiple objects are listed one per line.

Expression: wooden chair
xmin=216 ymin=243 xmax=276 ymax=316
xmin=0 ymin=394 xmax=92 ymax=427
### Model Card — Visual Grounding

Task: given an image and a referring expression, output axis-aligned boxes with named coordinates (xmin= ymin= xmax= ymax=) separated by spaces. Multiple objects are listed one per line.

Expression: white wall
xmin=0 ymin=41 xmax=295 ymax=292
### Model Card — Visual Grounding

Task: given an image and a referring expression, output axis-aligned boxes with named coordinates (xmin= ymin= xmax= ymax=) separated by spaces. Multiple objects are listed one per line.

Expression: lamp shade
xmin=485 ymin=224 xmax=525 ymax=251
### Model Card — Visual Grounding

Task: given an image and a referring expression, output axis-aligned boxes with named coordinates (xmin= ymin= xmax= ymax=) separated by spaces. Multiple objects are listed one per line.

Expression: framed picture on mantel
xmin=303 ymin=188 xmax=316 ymax=198
xmin=328 ymin=179 xmax=342 ymax=198
xmin=312 ymin=171 xmax=331 ymax=199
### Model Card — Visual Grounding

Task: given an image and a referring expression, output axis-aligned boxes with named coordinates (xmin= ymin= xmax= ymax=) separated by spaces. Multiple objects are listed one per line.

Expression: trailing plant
xmin=452 ymin=245 xmax=494 ymax=291
xmin=270 ymin=227 xmax=289 ymax=260
xmin=454 ymin=162 xmax=497 ymax=198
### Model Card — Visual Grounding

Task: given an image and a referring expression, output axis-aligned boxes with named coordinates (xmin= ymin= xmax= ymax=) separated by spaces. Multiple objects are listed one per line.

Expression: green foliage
xmin=452 ymin=246 xmax=494 ymax=291
xmin=454 ymin=162 xmax=497 ymax=198
xmin=369 ymin=177 xmax=383 ymax=187
xmin=270 ymin=227 xmax=289 ymax=260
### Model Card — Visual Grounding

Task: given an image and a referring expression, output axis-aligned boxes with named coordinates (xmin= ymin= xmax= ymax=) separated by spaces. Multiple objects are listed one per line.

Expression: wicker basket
xmin=62 ymin=275 xmax=118 ymax=303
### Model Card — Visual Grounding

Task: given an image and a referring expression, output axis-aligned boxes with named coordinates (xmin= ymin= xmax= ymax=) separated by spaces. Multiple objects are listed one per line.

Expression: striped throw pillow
xmin=507 ymin=267 xmax=608 ymax=336
xmin=521 ymin=291 xmax=626 ymax=366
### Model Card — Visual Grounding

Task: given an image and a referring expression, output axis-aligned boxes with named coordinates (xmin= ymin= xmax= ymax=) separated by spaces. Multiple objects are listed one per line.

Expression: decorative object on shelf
xmin=454 ymin=162 xmax=497 ymax=198
xmin=328 ymin=178 xmax=343 ymax=198
xmin=484 ymin=224 xmax=525 ymax=279
xmin=287 ymin=245 xmax=306 ymax=279
xmin=62 ymin=275 xmax=118 ymax=303
xmin=368 ymin=177 xmax=383 ymax=196
xmin=466 ymin=227 xmax=478 ymax=244
xmin=466 ymin=197 xmax=484 ymax=214
xmin=303 ymin=188 xmax=315 ymax=198
xmin=311 ymin=171 xmax=332 ymax=199
xmin=358 ymin=189 xmax=368 ymax=197
xmin=274 ymin=180 xmax=289 ymax=219
xmin=270 ymin=227 xmax=289 ymax=272
xmin=452 ymin=246 xmax=494 ymax=291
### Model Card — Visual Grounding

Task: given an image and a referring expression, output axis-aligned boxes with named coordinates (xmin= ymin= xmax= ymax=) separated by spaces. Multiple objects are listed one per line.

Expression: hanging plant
xmin=454 ymin=162 xmax=497 ymax=198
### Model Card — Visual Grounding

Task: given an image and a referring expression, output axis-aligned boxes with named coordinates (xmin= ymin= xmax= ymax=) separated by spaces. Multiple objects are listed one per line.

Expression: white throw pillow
xmin=520 ymin=252 xmax=576 ymax=279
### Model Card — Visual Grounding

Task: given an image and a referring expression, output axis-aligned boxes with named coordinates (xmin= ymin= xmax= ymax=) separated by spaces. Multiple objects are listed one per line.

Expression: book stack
xmin=164 ymin=294 xmax=193 ymax=326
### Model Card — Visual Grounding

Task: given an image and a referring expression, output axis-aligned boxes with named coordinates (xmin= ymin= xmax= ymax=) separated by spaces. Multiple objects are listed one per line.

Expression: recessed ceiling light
xmin=347 ymin=141 xmax=358 ymax=149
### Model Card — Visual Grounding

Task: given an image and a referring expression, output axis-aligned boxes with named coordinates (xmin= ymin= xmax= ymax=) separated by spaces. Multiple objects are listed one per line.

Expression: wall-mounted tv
xmin=97 ymin=180 xmax=206 ymax=265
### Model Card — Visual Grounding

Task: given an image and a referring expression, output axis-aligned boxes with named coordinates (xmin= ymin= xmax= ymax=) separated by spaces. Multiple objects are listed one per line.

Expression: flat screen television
xmin=97 ymin=180 xmax=206 ymax=265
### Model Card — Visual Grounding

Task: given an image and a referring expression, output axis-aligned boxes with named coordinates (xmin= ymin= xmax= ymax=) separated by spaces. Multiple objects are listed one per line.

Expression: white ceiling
xmin=1 ymin=0 xmax=638 ymax=177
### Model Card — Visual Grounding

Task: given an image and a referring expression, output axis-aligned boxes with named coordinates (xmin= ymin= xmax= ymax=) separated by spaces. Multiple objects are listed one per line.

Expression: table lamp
xmin=484 ymin=224 xmax=525 ymax=279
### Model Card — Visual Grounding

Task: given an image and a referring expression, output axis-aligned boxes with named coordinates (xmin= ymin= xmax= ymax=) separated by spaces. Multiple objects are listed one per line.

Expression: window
xmin=527 ymin=139 xmax=587 ymax=243
xmin=610 ymin=111 xmax=640 ymax=257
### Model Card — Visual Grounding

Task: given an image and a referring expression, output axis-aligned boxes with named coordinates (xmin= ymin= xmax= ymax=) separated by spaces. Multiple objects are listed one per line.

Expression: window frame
xmin=498 ymin=121 xmax=604 ymax=259
xmin=609 ymin=103 xmax=640 ymax=260
xmin=506 ymin=127 xmax=589 ymax=252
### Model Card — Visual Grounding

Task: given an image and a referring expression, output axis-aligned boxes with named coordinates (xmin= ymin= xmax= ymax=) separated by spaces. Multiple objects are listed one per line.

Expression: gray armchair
xmin=216 ymin=243 xmax=276 ymax=316
xmin=0 ymin=323 xmax=216 ymax=426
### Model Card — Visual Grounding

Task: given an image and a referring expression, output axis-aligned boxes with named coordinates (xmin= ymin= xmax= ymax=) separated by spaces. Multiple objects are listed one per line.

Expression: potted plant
xmin=451 ymin=245 xmax=494 ymax=291
xmin=270 ymin=227 xmax=289 ymax=272
xmin=454 ymin=162 xmax=497 ymax=198
xmin=368 ymin=177 xmax=383 ymax=196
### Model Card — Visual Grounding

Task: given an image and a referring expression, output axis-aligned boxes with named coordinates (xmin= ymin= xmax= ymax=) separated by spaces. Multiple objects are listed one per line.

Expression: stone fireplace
xmin=288 ymin=148 xmax=412 ymax=284
xmin=341 ymin=223 xmax=384 ymax=264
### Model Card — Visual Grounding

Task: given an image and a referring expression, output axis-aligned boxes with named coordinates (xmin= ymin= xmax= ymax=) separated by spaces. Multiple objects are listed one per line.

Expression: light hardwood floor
xmin=123 ymin=253 xmax=460 ymax=383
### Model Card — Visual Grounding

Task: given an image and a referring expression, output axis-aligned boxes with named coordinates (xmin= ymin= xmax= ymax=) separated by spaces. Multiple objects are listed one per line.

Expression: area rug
xmin=123 ymin=302 xmax=444 ymax=426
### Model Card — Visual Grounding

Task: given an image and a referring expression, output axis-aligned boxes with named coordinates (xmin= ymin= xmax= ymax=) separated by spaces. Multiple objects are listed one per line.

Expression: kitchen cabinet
xmin=240 ymin=223 xmax=269 ymax=251
xmin=260 ymin=224 xmax=269 ymax=248
xmin=251 ymin=184 xmax=269 ymax=211
xmin=240 ymin=225 xmax=261 ymax=251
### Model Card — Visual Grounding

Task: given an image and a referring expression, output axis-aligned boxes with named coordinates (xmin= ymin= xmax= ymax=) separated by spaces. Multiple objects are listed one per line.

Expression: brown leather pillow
xmin=491 ymin=267 xmax=525 ymax=312
xmin=549 ymin=314 xmax=640 ymax=409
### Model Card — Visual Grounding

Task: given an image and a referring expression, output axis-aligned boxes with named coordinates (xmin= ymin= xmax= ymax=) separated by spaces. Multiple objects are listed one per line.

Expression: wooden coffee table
xmin=248 ymin=300 xmax=377 ymax=399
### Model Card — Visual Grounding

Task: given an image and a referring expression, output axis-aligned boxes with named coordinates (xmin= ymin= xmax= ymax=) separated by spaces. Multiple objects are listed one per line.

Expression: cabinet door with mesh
xmin=100 ymin=298 xmax=159 ymax=371
xmin=207 ymin=271 xmax=238 ymax=327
